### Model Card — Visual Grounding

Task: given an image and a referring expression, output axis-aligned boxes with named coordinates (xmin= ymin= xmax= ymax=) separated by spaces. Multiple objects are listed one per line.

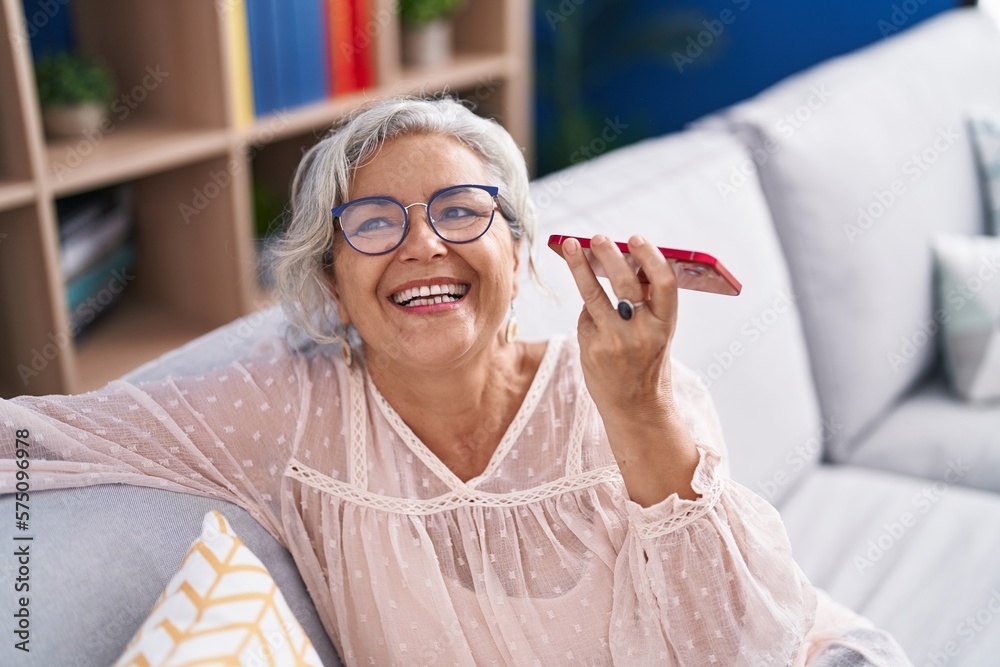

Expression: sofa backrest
xmin=123 ymin=305 xmax=288 ymax=384
xmin=517 ymin=130 xmax=822 ymax=503
xmin=700 ymin=7 xmax=1000 ymax=460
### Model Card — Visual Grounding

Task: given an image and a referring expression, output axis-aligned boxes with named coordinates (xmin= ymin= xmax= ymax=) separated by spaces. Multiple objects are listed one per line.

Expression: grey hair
xmin=270 ymin=96 xmax=540 ymax=345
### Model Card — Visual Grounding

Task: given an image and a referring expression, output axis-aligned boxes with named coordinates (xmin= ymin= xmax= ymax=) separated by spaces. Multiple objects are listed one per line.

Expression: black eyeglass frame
xmin=331 ymin=184 xmax=500 ymax=255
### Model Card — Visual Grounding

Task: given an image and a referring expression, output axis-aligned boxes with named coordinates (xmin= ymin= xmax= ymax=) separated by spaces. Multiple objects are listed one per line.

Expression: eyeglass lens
xmin=339 ymin=186 xmax=495 ymax=254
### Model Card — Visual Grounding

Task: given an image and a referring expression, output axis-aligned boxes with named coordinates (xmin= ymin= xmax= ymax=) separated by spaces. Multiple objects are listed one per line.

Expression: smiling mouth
xmin=390 ymin=283 xmax=470 ymax=307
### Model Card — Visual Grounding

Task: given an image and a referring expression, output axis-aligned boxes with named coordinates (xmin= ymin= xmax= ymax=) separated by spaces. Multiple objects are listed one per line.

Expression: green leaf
xmin=398 ymin=0 xmax=465 ymax=26
xmin=35 ymin=52 xmax=116 ymax=108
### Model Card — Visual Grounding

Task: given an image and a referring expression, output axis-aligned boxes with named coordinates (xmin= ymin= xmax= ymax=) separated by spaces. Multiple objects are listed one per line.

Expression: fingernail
xmin=631 ymin=236 xmax=645 ymax=246
xmin=592 ymin=234 xmax=606 ymax=246
xmin=565 ymin=238 xmax=579 ymax=255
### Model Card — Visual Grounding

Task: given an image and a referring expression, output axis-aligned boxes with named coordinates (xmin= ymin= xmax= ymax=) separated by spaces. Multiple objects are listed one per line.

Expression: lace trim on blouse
xmin=284 ymin=335 xmax=658 ymax=514
xmin=284 ymin=460 xmax=624 ymax=515
xmin=626 ymin=445 xmax=725 ymax=539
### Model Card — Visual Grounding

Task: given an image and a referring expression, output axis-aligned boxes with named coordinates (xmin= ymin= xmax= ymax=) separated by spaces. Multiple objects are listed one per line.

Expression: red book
xmin=329 ymin=0 xmax=357 ymax=94
xmin=352 ymin=0 xmax=374 ymax=89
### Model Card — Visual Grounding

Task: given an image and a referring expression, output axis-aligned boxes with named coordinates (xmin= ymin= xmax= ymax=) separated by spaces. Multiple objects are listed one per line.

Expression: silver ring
xmin=616 ymin=298 xmax=645 ymax=321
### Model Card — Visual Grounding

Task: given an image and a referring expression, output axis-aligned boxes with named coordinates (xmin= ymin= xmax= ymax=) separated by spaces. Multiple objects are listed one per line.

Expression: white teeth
xmin=401 ymin=295 xmax=460 ymax=307
xmin=390 ymin=283 xmax=469 ymax=306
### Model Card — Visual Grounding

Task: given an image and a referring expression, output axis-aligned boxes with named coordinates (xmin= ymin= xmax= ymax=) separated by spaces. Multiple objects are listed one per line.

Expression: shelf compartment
xmin=129 ymin=155 xmax=254 ymax=326
xmin=69 ymin=154 xmax=255 ymax=392
xmin=73 ymin=290 xmax=215 ymax=393
xmin=0 ymin=204 xmax=69 ymax=398
xmin=0 ymin=0 xmax=37 ymax=183
xmin=46 ymin=122 xmax=230 ymax=196
xmin=73 ymin=0 xmax=228 ymax=130
xmin=0 ymin=179 xmax=35 ymax=212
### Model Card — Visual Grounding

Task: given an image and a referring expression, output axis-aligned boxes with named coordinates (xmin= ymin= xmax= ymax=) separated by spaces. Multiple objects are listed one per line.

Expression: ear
xmin=511 ymin=238 xmax=522 ymax=300
xmin=327 ymin=270 xmax=352 ymax=328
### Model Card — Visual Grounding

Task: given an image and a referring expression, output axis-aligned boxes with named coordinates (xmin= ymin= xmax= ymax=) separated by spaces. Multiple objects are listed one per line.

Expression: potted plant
xmin=35 ymin=52 xmax=116 ymax=139
xmin=399 ymin=0 xmax=465 ymax=68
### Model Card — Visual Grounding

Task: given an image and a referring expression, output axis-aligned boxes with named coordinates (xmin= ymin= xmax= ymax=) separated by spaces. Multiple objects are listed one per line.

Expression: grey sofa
xmin=4 ymin=6 xmax=1000 ymax=665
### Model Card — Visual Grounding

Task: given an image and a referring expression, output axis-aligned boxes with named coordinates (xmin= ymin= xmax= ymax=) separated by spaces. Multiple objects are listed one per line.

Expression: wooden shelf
xmin=74 ymin=291 xmax=215 ymax=393
xmin=397 ymin=54 xmax=512 ymax=94
xmin=243 ymin=54 xmax=512 ymax=145
xmin=0 ymin=179 xmax=34 ymax=212
xmin=46 ymin=122 xmax=231 ymax=196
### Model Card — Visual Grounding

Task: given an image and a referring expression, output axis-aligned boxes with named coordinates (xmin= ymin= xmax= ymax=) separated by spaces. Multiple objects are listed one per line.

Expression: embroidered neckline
xmin=364 ymin=335 xmax=567 ymax=491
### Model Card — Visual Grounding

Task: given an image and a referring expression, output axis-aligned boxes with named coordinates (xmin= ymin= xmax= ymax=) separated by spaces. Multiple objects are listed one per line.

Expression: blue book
xmin=271 ymin=0 xmax=297 ymax=109
xmin=21 ymin=0 xmax=74 ymax=58
xmin=66 ymin=241 xmax=137 ymax=337
xmin=246 ymin=0 xmax=281 ymax=115
xmin=289 ymin=0 xmax=329 ymax=107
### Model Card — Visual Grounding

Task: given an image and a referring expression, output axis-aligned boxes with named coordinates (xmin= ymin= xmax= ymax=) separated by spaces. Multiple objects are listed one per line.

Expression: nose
xmin=396 ymin=204 xmax=448 ymax=262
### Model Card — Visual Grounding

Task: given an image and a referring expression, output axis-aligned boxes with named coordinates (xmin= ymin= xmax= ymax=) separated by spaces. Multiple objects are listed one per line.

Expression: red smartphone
xmin=547 ymin=234 xmax=742 ymax=296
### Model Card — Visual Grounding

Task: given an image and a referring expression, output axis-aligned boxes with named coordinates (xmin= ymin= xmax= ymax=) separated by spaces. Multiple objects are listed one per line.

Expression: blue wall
xmin=534 ymin=0 xmax=961 ymax=176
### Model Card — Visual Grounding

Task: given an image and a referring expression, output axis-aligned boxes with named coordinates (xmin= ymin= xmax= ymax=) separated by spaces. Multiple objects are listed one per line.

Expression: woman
xmin=0 ymin=97 xmax=908 ymax=665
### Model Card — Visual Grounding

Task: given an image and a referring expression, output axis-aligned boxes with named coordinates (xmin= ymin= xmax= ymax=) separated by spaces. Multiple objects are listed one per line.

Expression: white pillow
xmin=114 ymin=510 xmax=324 ymax=667
xmin=969 ymin=107 xmax=1000 ymax=235
xmin=933 ymin=233 xmax=1000 ymax=402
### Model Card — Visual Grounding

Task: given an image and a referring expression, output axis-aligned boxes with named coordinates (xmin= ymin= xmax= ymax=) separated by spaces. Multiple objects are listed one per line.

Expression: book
xmin=329 ymin=0 xmax=358 ymax=94
xmin=57 ymin=185 xmax=134 ymax=282
xmin=223 ymin=0 xmax=256 ymax=127
xmin=271 ymin=0 xmax=296 ymax=109
xmin=289 ymin=0 xmax=330 ymax=106
xmin=352 ymin=0 xmax=374 ymax=89
xmin=246 ymin=0 xmax=281 ymax=115
xmin=20 ymin=0 xmax=75 ymax=58
xmin=66 ymin=241 xmax=137 ymax=337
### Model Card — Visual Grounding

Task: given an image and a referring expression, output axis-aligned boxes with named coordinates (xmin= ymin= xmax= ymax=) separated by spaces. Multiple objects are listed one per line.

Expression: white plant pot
xmin=43 ymin=103 xmax=107 ymax=139
xmin=402 ymin=20 xmax=453 ymax=69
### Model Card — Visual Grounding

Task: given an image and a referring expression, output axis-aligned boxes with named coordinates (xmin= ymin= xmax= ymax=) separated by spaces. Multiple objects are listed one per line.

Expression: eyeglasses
xmin=331 ymin=184 xmax=500 ymax=255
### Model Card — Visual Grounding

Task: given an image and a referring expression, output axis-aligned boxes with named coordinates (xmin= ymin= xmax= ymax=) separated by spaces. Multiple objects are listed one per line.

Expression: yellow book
xmin=225 ymin=0 xmax=255 ymax=126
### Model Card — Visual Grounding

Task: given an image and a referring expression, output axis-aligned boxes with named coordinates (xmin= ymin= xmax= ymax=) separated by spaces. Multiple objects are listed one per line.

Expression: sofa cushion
xmin=932 ymin=233 xmax=1000 ymax=402
xmin=969 ymin=107 xmax=1000 ymax=235
xmin=0 ymin=485 xmax=342 ymax=667
xmin=520 ymin=130 xmax=822 ymax=504
xmin=779 ymin=464 xmax=1000 ymax=666
xmin=701 ymin=7 xmax=1000 ymax=460
xmin=845 ymin=372 xmax=1000 ymax=494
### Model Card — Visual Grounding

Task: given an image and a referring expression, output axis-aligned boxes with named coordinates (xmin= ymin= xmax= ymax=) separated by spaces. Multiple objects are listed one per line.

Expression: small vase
xmin=43 ymin=103 xmax=107 ymax=139
xmin=402 ymin=19 xmax=453 ymax=69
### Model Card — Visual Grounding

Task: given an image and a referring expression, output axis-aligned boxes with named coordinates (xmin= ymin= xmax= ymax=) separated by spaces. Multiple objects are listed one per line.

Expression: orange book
xmin=329 ymin=0 xmax=358 ymax=94
xmin=353 ymin=0 xmax=374 ymax=89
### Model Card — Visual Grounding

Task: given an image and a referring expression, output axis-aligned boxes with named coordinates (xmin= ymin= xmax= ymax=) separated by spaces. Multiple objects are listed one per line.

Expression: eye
xmin=351 ymin=217 xmax=400 ymax=236
xmin=437 ymin=206 xmax=478 ymax=219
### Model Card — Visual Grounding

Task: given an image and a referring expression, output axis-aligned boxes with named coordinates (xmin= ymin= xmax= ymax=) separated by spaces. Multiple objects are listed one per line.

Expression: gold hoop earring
xmin=340 ymin=338 xmax=353 ymax=367
xmin=504 ymin=304 xmax=518 ymax=344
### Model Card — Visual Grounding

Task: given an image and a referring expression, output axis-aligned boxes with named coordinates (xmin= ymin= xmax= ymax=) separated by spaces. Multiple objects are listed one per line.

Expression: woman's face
xmin=330 ymin=133 xmax=520 ymax=370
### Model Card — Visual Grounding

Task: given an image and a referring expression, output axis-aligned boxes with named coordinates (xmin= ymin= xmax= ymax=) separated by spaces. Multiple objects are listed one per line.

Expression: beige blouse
xmin=0 ymin=334 xmax=900 ymax=665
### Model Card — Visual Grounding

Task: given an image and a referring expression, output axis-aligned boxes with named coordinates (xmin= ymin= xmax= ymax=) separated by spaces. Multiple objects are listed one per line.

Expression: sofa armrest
xmin=0 ymin=484 xmax=342 ymax=666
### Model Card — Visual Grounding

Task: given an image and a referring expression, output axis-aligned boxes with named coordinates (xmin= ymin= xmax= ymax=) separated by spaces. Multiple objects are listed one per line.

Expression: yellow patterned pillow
xmin=114 ymin=510 xmax=324 ymax=667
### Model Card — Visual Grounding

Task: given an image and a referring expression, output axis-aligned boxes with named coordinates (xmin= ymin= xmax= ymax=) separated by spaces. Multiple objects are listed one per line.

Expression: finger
xmin=561 ymin=237 xmax=614 ymax=322
xmin=628 ymin=235 xmax=678 ymax=320
xmin=589 ymin=234 xmax=644 ymax=302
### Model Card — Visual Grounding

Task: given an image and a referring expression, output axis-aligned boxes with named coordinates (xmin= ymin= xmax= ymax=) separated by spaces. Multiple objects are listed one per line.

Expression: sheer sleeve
xmin=607 ymin=360 xmax=817 ymax=665
xmin=0 ymin=337 xmax=311 ymax=543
